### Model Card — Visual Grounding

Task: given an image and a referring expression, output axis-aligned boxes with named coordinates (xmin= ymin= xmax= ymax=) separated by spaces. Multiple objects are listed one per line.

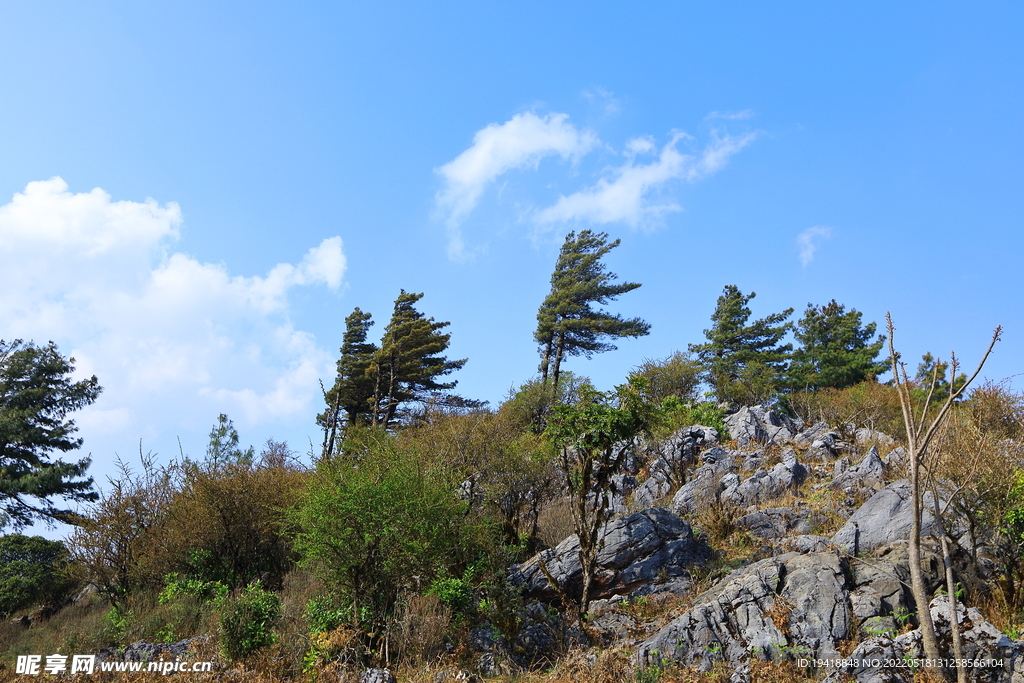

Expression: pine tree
xmin=369 ymin=291 xmax=467 ymax=427
xmin=535 ymin=230 xmax=650 ymax=393
xmin=320 ymin=308 xmax=378 ymax=443
xmin=689 ymin=285 xmax=793 ymax=403
xmin=787 ymin=300 xmax=888 ymax=390
xmin=0 ymin=340 xmax=101 ymax=529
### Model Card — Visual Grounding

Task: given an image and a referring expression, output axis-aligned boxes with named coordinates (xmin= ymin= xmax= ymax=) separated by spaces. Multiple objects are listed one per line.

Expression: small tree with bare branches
xmin=887 ymin=313 xmax=1001 ymax=682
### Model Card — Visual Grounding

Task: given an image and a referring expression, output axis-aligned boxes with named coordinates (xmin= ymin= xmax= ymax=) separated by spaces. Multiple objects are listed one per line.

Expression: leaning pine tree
xmin=535 ymin=230 xmax=650 ymax=394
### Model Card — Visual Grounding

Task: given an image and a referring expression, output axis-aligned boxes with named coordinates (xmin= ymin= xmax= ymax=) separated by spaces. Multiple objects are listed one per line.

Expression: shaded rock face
xmin=360 ymin=669 xmax=397 ymax=683
xmin=735 ymin=507 xmax=820 ymax=540
xmin=823 ymin=596 xmax=1024 ymax=683
xmin=636 ymin=552 xmax=852 ymax=671
xmin=511 ymin=508 xmax=712 ymax=604
xmin=670 ymin=447 xmax=739 ymax=516
xmin=633 ymin=426 xmax=719 ymax=508
xmin=724 ymin=406 xmax=803 ymax=449
xmin=831 ymin=480 xmax=942 ymax=553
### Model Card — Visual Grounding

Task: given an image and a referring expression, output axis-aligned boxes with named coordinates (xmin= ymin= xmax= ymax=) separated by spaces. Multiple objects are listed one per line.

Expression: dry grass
xmin=537 ymin=496 xmax=575 ymax=549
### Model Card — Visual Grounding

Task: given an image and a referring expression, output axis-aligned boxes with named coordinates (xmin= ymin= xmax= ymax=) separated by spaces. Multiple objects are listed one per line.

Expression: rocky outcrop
xmin=512 ymin=508 xmax=712 ymax=603
xmin=669 ymin=447 xmax=740 ymax=515
xmin=831 ymin=445 xmax=887 ymax=493
xmin=633 ymin=426 xmax=719 ymax=508
xmin=636 ymin=552 xmax=852 ymax=671
xmin=831 ymin=480 xmax=942 ymax=553
xmin=724 ymin=406 xmax=803 ymax=449
xmin=823 ymin=595 xmax=1024 ymax=683
xmin=721 ymin=450 xmax=807 ymax=507
xmin=735 ymin=506 xmax=823 ymax=540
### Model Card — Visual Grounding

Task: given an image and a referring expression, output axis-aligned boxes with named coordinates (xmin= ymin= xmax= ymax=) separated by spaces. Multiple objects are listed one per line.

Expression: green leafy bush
xmin=159 ymin=573 xmax=227 ymax=604
xmin=656 ymin=398 xmax=728 ymax=440
xmin=217 ymin=582 xmax=281 ymax=661
xmin=304 ymin=595 xmax=348 ymax=634
xmin=427 ymin=577 xmax=473 ymax=612
xmin=291 ymin=432 xmax=467 ymax=633
xmin=0 ymin=534 xmax=77 ymax=617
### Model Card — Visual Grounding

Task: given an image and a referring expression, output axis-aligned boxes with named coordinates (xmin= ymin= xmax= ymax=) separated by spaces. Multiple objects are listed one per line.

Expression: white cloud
xmin=797 ymin=225 xmax=834 ymax=266
xmin=705 ymin=109 xmax=755 ymax=120
xmin=535 ymin=131 xmax=755 ymax=228
xmin=582 ymin=87 xmax=621 ymax=115
xmin=0 ymin=178 xmax=346 ymax=444
xmin=434 ymin=111 xmax=598 ymax=258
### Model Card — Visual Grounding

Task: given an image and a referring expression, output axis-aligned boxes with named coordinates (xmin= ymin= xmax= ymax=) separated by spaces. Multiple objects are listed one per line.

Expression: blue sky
xmin=1 ymin=2 xmax=1022 ymax=521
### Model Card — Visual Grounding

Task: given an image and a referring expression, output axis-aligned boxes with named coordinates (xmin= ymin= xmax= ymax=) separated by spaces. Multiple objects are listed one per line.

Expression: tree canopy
xmin=0 ymin=340 xmax=101 ymax=529
xmin=535 ymin=230 xmax=650 ymax=393
xmin=787 ymin=299 xmax=888 ymax=390
xmin=689 ymin=285 xmax=793 ymax=403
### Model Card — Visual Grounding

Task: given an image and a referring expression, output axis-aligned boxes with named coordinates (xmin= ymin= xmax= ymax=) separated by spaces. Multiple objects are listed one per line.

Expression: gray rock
xmin=735 ymin=507 xmax=815 ymax=539
xmin=635 ymin=552 xmax=851 ymax=670
xmin=831 ymin=446 xmax=886 ymax=492
xmin=670 ymin=448 xmax=739 ymax=516
xmin=855 ymin=427 xmax=896 ymax=447
xmin=831 ymin=480 xmax=943 ymax=553
xmin=782 ymin=534 xmax=833 ymax=553
xmin=793 ymin=421 xmax=837 ymax=449
xmin=723 ymin=406 xmax=802 ymax=448
xmin=511 ymin=508 xmax=711 ymax=603
xmin=721 ymin=450 xmax=807 ymax=507
xmin=360 ymin=670 xmax=397 ymax=683
xmin=825 ymin=595 xmax=1024 ymax=683
xmin=633 ymin=427 xmax=720 ymax=507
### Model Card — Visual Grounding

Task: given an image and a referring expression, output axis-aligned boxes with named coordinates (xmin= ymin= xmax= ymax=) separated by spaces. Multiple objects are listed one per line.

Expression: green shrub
xmin=217 ymin=582 xmax=281 ymax=661
xmin=291 ymin=433 xmax=467 ymax=633
xmin=304 ymin=594 xmax=348 ymax=634
xmin=159 ymin=573 xmax=227 ymax=604
xmin=427 ymin=577 xmax=473 ymax=612
xmin=0 ymin=535 xmax=77 ymax=617
xmin=656 ymin=398 xmax=728 ymax=440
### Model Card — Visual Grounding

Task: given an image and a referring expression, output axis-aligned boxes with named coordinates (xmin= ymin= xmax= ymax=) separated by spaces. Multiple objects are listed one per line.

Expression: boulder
xmin=670 ymin=447 xmax=738 ymax=515
xmin=831 ymin=445 xmax=886 ymax=493
xmin=511 ymin=508 xmax=711 ymax=604
xmin=831 ymin=480 xmax=942 ymax=553
xmin=721 ymin=450 xmax=807 ymax=507
xmin=360 ymin=670 xmax=397 ymax=683
xmin=723 ymin=406 xmax=802 ymax=448
xmin=855 ymin=427 xmax=896 ymax=448
xmin=735 ymin=506 xmax=819 ymax=540
xmin=635 ymin=552 xmax=852 ymax=671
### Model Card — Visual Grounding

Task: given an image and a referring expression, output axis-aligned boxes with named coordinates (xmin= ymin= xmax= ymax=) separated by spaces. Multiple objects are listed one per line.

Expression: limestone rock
xmin=831 ymin=480 xmax=942 ymax=553
xmin=721 ymin=450 xmax=807 ymax=507
xmin=635 ymin=552 xmax=851 ymax=671
xmin=723 ymin=406 xmax=802 ymax=448
xmin=511 ymin=508 xmax=711 ymax=603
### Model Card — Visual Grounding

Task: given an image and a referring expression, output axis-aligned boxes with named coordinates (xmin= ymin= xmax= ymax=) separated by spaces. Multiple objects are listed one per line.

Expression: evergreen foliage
xmin=916 ymin=352 xmax=968 ymax=404
xmin=0 ymin=339 xmax=101 ymax=529
xmin=204 ymin=414 xmax=254 ymax=468
xmin=688 ymin=285 xmax=793 ymax=403
xmin=0 ymin=534 xmax=76 ymax=617
xmin=787 ymin=299 xmax=888 ymax=390
xmin=369 ymin=290 xmax=467 ymax=427
xmin=319 ymin=308 xmax=377 ymax=437
xmin=535 ymin=230 xmax=650 ymax=393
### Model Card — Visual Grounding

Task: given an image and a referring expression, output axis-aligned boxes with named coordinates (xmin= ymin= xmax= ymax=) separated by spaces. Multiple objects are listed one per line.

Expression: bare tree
xmin=887 ymin=313 xmax=1001 ymax=682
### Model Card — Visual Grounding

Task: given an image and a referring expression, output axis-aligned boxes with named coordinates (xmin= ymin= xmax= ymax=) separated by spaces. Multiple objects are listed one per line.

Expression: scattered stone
xmin=735 ymin=507 xmax=818 ymax=539
xmin=360 ymin=669 xmax=397 ymax=683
